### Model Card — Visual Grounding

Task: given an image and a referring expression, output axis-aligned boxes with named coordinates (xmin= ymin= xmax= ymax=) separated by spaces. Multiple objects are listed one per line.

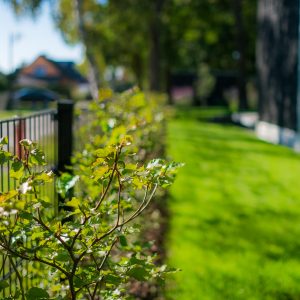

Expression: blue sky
xmin=0 ymin=2 xmax=83 ymax=74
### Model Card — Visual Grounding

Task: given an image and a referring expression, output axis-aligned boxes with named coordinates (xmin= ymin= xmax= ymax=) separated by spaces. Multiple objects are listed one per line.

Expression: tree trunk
xmin=149 ymin=0 xmax=164 ymax=92
xmin=73 ymin=0 xmax=99 ymax=100
xmin=257 ymin=0 xmax=299 ymax=130
xmin=234 ymin=0 xmax=249 ymax=111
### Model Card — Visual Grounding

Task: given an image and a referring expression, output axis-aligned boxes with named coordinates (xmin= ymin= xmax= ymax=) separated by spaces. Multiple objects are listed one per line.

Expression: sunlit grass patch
xmin=166 ymin=107 xmax=300 ymax=299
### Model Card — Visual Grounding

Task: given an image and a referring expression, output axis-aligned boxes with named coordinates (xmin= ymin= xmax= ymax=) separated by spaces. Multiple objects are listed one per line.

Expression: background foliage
xmin=4 ymin=0 xmax=257 ymax=107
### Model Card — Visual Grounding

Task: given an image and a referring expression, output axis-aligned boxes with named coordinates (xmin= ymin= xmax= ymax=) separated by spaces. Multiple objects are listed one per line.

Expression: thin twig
xmin=91 ymin=238 xmax=118 ymax=299
xmin=95 ymin=146 xmax=122 ymax=211
xmin=0 ymin=241 xmax=69 ymax=276
xmin=8 ymin=256 xmax=25 ymax=300
xmin=121 ymin=184 xmax=158 ymax=225
xmin=33 ymin=208 xmax=77 ymax=263
xmin=70 ymin=147 xmax=122 ymax=251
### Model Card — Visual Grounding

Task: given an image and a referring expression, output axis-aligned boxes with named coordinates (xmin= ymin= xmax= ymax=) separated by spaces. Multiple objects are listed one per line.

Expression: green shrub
xmin=0 ymin=89 xmax=182 ymax=299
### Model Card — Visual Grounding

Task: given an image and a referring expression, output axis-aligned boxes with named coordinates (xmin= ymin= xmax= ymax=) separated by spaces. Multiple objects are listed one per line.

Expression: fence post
xmin=56 ymin=100 xmax=74 ymax=217
xmin=57 ymin=100 xmax=74 ymax=172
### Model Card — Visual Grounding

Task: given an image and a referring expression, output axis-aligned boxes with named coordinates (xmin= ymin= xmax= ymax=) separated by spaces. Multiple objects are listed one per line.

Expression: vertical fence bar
xmin=57 ymin=100 xmax=74 ymax=173
xmin=56 ymin=100 xmax=74 ymax=215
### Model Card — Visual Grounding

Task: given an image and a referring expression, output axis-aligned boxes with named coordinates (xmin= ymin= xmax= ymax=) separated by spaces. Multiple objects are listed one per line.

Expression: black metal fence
xmin=0 ymin=100 xmax=74 ymax=297
xmin=0 ymin=109 xmax=57 ymax=196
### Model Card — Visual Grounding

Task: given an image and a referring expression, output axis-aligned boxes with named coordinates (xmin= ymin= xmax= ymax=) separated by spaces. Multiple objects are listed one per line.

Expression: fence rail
xmin=0 ymin=101 xmax=74 ymax=297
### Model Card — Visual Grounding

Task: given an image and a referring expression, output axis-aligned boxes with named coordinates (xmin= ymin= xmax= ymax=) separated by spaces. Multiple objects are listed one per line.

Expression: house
xmin=15 ymin=55 xmax=89 ymax=97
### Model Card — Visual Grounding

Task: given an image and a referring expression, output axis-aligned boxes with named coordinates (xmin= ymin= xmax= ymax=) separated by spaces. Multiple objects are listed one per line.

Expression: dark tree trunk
xmin=149 ymin=0 xmax=164 ymax=92
xmin=234 ymin=0 xmax=249 ymax=111
xmin=257 ymin=0 xmax=299 ymax=130
xmin=74 ymin=0 xmax=100 ymax=100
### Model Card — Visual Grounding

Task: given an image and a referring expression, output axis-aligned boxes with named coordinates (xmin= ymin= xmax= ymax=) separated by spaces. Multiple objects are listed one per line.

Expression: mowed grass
xmin=166 ymin=107 xmax=300 ymax=299
xmin=0 ymin=110 xmax=32 ymax=120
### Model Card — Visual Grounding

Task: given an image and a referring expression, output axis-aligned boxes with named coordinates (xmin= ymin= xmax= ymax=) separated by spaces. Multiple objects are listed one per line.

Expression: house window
xmin=34 ymin=66 xmax=47 ymax=77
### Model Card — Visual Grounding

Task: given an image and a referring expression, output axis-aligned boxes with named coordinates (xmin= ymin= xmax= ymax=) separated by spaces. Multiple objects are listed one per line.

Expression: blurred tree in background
xmin=0 ymin=73 xmax=8 ymax=92
xmin=4 ymin=0 xmax=257 ymax=108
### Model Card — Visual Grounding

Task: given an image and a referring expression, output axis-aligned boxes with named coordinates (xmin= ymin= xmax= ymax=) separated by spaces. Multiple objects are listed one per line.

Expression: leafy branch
xmin=0 ymin=90 xmax=182 ymax=299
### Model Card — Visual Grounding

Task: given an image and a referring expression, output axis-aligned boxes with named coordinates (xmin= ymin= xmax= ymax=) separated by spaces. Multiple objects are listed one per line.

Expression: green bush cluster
xmin=0 ymin=89 xmax=182 ymax=299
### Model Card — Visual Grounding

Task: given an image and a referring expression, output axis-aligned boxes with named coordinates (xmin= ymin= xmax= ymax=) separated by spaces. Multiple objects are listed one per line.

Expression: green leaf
xmin=129 ymin=256 xmax=146 ymax=266
xmin=119 ymin=235 xmax=128 ymax=247
xmin=0 ymin=151 xmax=11 ymax=164
xmin=30 ymin=148 xmax=46 ymax=165
xmin=40 ymin=201 xmax=52 ymax=208
xmin=132 ymin=177 xmax=144 ymax=189
xmin=0 ymin=280 xmax=9 ymax=291
xmin=26 ymin=287 xmax=49 ymax=299
xmin=65 ymin=197 xmax=80 ymax=209
xmin=105 ymin=274 xmax=122 ymax=285
xmin=31 ymin=232 xmax=44 ymax=240
xmin=56 ymin=173 xmax=79 ymax=198
xmin=10 ymin=160 xmax=24 ymax=179
xmin=117 ymin=160 xmax=126 ymax=169
xmin=0 ymin=136 xmax=8 ymax=145
xmin=34 ymin=171 xmax=54 ymax=184
xmin=74 ymin=276 xmax=89 ymax=288
xmin=54 ymin=251 xmax=70 ymax=262
xmin=0 ymin=190 xmax=18 ymax=202
xmin=121 ymin=135 xmax=133 ymax=146
xmin=95 ymin=148 xmax=111 ymax=158
xmin=93 ymin=165 xmax=109 ymax=181
xmin=127 ymin=267 xmax=148 ymax=281
xmin=19 ymin=212 xmax=33 ymax=220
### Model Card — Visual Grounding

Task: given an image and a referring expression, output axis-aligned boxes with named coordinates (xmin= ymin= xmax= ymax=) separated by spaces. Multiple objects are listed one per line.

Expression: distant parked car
xmin=13 ymin=88 xmax=59 ymax=102
xmin=11 ymin=88 xmax=59 ymax=109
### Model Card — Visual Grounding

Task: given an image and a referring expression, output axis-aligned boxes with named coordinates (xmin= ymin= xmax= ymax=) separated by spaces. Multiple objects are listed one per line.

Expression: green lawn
xmin=0 ymin=110 xmax=32 ymax=120
xmin=166 ymin=107 xmax=300 ymax=299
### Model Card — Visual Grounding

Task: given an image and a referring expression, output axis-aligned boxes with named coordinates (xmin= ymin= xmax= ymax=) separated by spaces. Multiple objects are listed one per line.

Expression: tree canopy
xmin=4 ymin=0 xmax=257 ymax=106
